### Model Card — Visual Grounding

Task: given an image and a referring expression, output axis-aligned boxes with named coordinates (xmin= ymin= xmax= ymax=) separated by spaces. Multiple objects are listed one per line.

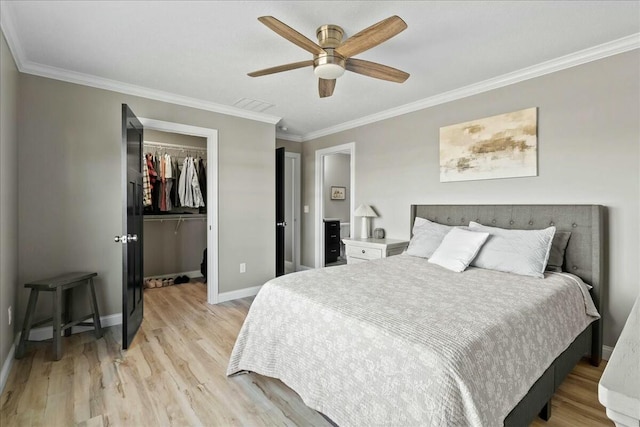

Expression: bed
xmin=227 ymin=204 xmax=605 ymax=426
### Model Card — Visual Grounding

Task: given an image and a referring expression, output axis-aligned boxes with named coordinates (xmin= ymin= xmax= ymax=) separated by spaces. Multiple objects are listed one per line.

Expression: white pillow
xmin=406 ymin=217 xmax=454 ymax=258
xmin=428 ymin=228 xmax=490 ymax=272
xmin=468 ymin=221 xmax=556 ymax=278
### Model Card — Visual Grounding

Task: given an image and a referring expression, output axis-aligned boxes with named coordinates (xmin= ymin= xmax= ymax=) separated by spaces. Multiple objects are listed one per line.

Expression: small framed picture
xmin=331 ymin=186 xmax=346 ymax=200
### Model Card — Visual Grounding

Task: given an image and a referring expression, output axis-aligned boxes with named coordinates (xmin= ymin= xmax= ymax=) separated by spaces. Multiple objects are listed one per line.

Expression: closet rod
xmin=143 ymin=140 xmax=206 ymax=152
xmin=143 ymin=216 xmax=206 ymax=222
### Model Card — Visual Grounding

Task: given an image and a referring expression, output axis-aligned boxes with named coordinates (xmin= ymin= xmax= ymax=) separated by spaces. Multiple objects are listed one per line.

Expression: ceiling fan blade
xmin=258 ymin=16 xmax=325 ymax=55
xmin=336 ymin=15 xmax=407 ymax=58
xmin=248 ymin=60 xmax=314 ymax=77
xmin=319 ymin=78 xmax=336 ymax=98
xmin=346 ymin=58 xmax=409 ymax=83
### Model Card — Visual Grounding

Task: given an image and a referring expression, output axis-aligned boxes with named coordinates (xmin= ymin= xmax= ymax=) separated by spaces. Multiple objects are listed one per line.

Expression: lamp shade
xmin=354 ymin=204 xmax=378 ymax=218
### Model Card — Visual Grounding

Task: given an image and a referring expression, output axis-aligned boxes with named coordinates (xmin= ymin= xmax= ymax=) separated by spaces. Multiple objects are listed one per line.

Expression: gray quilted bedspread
xmin=227 ymin=254 xmax=598 ymax=426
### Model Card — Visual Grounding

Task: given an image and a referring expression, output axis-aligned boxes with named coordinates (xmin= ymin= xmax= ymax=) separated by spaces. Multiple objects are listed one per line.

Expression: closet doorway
xmin=139 ymin=118 xmax=219 ymax=304
xmin=314 ymin=143 xmax=355 ymax=268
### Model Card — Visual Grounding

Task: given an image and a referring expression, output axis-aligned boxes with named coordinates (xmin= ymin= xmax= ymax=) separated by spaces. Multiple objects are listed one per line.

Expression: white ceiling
xmin=2 ymin=1 xmax=639 ymax=140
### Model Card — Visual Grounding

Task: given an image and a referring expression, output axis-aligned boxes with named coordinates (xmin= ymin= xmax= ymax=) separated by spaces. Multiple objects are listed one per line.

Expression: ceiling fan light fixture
xmin=314 ymin=50 xmax=346 ymax=79
xmin=314 ymin=63 xmax=345 ymax=79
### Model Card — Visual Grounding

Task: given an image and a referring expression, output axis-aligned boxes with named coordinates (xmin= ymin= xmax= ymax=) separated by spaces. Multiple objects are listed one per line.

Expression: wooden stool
xmin=15 ymin=272 xmax=103 ymax=361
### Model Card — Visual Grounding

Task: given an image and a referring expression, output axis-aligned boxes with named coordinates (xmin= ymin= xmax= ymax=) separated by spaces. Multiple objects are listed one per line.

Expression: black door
xmin=120 ymin=104 xmax=144 ymax=349
xmin=275 ymin=147 xmax=285 ymax=277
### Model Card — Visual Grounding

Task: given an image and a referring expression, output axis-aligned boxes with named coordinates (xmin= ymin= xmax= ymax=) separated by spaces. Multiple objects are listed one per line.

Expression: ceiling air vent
xmin=233 ymin=98 xmax=274 ymax=113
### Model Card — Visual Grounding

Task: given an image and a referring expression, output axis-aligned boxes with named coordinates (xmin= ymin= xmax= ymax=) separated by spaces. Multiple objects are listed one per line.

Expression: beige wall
xmin=143 ymin=220 xmax=207 ymax=277
xmin=0 ymin=32 xmax=19 ymax=367
xmin=301 ymin=50 xmax=640 ymax=348
xmin=276 ymin=138 xmax=302 ymax=153
xmin=16 ymin=74 xmax=276 ymax=328
xmin=145 ymin=129 xmax=207 ymax=149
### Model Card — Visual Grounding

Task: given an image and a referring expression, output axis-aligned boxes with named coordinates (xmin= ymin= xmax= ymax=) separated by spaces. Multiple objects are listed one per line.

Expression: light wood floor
xmin=1 ymin=281 xmax=612 ymax=426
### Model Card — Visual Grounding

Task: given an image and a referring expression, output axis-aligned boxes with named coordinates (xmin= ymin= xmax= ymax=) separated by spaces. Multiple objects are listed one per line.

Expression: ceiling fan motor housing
xmin=314 ymin=25 xmax=346 ymax=79
xmin=316 ymin=24 xmax=344 ymax=48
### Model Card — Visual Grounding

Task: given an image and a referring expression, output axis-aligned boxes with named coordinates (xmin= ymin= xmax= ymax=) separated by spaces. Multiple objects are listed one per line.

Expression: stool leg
xmin=16 ymin=289 xmax=39 ymax=359
xmin=88 ymin=278 xmax=103 ymax=339
xmin=53 ymin=287 xmax=62 ymax=361
xmin=64 ymin=287 xmax=72 ymax=337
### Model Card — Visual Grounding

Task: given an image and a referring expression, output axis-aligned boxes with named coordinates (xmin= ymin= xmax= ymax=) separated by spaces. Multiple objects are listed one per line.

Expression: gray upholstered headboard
xmin=411 ymin=204 xmax=606 ymax=357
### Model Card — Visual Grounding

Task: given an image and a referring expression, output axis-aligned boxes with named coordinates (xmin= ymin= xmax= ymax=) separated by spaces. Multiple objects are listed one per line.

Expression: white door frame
xmin=285 ymin=152 xmax=302 ymax=272
xmin=315 ymin=142 xmax=355 ymax=268
xmin=139 ymin=117 xmax=219 ymax=304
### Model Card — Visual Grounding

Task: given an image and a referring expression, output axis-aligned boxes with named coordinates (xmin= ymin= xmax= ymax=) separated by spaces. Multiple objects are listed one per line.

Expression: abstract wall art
xmin=439 ymin=107 xmax=538 ymax=182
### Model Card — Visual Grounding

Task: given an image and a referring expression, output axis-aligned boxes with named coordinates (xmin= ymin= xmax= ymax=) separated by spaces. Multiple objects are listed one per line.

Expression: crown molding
xmin=276 ymin=132 xmax=303 ymax=142
xmin=17 ymin=61 xmax=281 ymax=124
xmin=300 ymin=33 xmax=640 ymax=142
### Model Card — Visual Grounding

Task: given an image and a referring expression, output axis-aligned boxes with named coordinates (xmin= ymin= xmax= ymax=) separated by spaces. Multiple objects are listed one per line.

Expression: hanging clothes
xmin=191 ymin=160 xmax=205 ymax=208
xmin=142 ymin=155 xmax=152 ymax=207
xmin=170 ymin=158 xmax=180 ymax=208
xmin=178 ymin=157 xmax=193 ymax=208
xmin=178 ymin=156 xmax=206 ymax=208
xmin=164 ymin=153 xmax=173 ymax=211
xmin=198 ymin=158 xmax=207 ymax=207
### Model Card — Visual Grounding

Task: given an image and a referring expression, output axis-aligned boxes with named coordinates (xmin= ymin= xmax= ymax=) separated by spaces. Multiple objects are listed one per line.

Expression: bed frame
xmin=410 ymin=204 xmax=606 ymax=426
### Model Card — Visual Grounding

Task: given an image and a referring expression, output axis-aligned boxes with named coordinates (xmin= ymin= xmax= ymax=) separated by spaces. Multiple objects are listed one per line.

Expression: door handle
xmin=277 ymin=222 xmax=287 ymax=227
xmin=115 ymin=234 xmax=138 ymax=244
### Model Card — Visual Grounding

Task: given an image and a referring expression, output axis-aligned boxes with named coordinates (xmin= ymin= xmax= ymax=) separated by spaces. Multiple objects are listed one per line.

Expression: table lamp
xmin=354 ymin=204 xmax=378 ymax=238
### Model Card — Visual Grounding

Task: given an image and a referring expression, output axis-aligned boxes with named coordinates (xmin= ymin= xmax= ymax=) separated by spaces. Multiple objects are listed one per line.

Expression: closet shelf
xmin=144 ymin=214 xmax=206 ymax=222
xmin=144 ymin=214 xmax=206 ymax=234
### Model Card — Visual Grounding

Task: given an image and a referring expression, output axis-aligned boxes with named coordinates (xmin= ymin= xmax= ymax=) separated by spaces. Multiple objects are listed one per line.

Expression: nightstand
xmin=342 ymin=238 xmax=409 ymax=264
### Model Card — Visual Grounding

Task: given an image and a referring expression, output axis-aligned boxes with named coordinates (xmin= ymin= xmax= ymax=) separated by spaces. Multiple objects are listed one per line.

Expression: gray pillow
xmin=468 ymin=221 xmax=556 ymax=278
xmin=406 ymin=217 xmax=454 ymax=258
xmin=546 ymin=231 xmax=571 ymax=272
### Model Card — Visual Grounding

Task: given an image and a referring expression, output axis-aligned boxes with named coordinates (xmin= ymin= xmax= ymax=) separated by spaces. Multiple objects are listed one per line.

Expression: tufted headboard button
xmin=572 ymin=223 xmax=578 ymax=228
xmin=447 ymin=217 xmax=451 ymax=222
xmin=550 ymin=221 xmax=555 ymax=226
xmin=492 ymin=219 xmax=496 ymax=224
xmin=461 ymin=218 xmax=465 ymax=223
xmin=528 ymin=221 xmax=533 ymax=225
xmin=572 ymin=266 xmax=578 ymax=271
xmin=509 ymin=220 xmax=514 ymax=225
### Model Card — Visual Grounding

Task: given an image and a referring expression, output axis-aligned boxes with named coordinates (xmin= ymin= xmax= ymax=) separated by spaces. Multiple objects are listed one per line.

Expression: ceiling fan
xmin=248 ymin=15 xmax=410 ymax=98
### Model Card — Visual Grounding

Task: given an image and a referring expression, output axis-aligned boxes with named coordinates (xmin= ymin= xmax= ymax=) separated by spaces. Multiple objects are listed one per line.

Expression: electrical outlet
xmin=240 ymin=263 xmax=246 ymax=273
xmin=8 ymin=306 xmax=12 ymax=326
xmin=304 ymin=205 xmax=309 ymax=213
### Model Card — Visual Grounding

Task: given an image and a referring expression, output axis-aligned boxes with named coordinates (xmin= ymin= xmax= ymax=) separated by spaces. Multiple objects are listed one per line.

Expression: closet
xmin=142 ymin=130 xmax=208 ymax=291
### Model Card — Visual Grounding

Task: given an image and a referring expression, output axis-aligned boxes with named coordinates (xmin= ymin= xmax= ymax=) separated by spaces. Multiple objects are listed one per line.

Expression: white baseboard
xmin=299 ymin=265 xmax=314 ymax=271
xmin=25 ymin=312 xmax=122 ymax=342
xmin=602 ymin=345 xmax=613 ymax=361
xmin=0 ymin=337 xmax=17 ymax=395
xmin=144 ymin=270 xmax=201 ymax=280
xmin=217 ymin=285 xmax=263 ymax=303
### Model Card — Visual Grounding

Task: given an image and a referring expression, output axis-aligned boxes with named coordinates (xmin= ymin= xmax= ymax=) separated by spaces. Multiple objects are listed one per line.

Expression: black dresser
xmin=324 ymin=219 xmax=340 ymax=263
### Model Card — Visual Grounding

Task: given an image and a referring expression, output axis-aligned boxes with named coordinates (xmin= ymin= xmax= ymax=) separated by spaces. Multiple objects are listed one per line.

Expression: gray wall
xmin=323 ymin=153 xmax=350 ymax=222
xmin=301 ymin=50 xmax=640 ymax=348
xmin=16 ymin=73 xmax=275 ymax=328
xmin=0 ymin=32 xmax=19 ymax=367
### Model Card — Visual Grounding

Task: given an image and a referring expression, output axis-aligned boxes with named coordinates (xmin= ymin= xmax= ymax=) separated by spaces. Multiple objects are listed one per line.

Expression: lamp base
xmin=360 ymin=217 xmax=370 ymax=239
